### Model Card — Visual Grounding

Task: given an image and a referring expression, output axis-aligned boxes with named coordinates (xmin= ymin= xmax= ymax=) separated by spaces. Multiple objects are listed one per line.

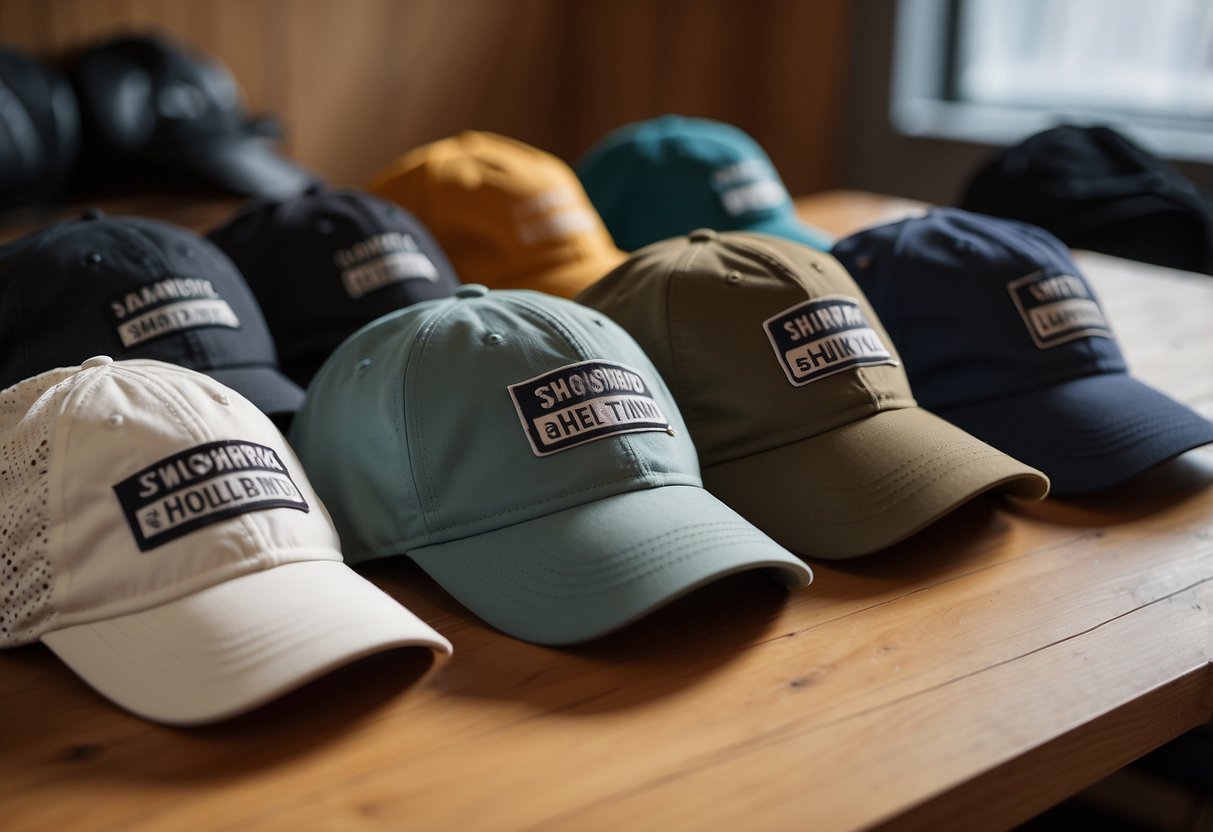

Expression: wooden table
xmin=2 ymin=190 xmax=1211 ymax=831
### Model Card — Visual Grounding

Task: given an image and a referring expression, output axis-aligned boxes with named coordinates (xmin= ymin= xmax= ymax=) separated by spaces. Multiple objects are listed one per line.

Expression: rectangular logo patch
xmin=108 ymin=278 xmax=240 ymax=348
xmin=1007 ymin=271 xmax=1112 ymax=349
xmin=508 ymin=359 xmax=670 ymax=457
xmin=763 ymin=295 xmax=897 ymax=386
xmin=113 ymin=440 xmax=308 ymax=551
xmin=335 ymin=233 xmax=441 ymax=299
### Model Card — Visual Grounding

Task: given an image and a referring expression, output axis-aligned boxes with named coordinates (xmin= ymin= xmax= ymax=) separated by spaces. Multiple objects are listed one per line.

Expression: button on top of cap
xmin=688 ymin=228 xmax=718 ymax=242
xmin=81 ymin=355 xmax=113 ymax=368
xmin=454 ymin=284 xmax=489 ymax=298
xmin=80 ymin=208 xmax=105 ymax=221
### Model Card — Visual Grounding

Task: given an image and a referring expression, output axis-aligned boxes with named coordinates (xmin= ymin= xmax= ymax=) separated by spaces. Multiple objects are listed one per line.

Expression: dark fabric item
xmin=208 ymin=186 xmax=462 ymax=387
xmin=0 ymin=211 xmax=302 ymax=421
xmin=70 ymin=34 xmax=317 ymax=199
xmin=833 ymin=208 xmax=1213 ymax=496
xmin=959 ymin=125 xmax=1213 ymax=275
xmin=0 ymin=46 xmax=80 ymax=210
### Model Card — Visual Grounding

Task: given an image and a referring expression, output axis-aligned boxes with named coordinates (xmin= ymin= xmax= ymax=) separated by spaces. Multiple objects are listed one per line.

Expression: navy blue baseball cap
xmin=832 ymin=208 xmax=1213 ymax=495
xmin=0 ymin=211 xmax=303 ymax=423
xmin=576 ymin=115 xmax=833 ymax=253
xmin=208 ymin=185 xmax=461 ymax=387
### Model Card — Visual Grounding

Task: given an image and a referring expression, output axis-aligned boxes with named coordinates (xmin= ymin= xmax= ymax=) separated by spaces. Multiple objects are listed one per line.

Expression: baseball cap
xmin=576 ymin=115 xmax=834 ymax=253
xmin=0 ymin=211 xmax=304 ymax=424
xmin=577 ymin=230 xmax=1049 ymax=559
xmin=288 ymin=285 xmax=811 ymax=645
xmin=71 ymin=33 xmax=317 ymax=199
xmin=0 ymin=357 xmax=451 ymax=725
xmin=368 ymin=131 xmax=625 ymax=298
xmin=832 ymin=208 xmax=1213 ymax=495
xmin=0 ymin=46 xmax=80 ymax=210
xmin=959 ymin=125 xmax=1213 ymax=275
xmin=208 ymin=185 xmax=462 ymax=387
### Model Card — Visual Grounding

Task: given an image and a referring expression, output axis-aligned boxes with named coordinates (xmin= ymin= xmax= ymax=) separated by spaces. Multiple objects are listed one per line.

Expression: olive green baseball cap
xmin=576 ymin=230 xmax=1049 ymax=559
xmin=288 ymin=285 xmax=811 ymax=645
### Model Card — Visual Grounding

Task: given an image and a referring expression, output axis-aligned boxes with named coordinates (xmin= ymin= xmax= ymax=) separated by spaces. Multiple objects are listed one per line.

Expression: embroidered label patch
xmin=108 ymin=278 xmax=240 ymax=348
xmin=1007 ymin=271 xmax=1112 ymax=349
xmin=712 ymin=159 xmax=790 ymax=217
xmin=113 ymin=440 xmax=308 ymax=551
xmin=763 ymin=295 xmax=897 ymax=386
xmin=508 ymin=359 xmax=670 ymax=456
xmin=334 ymin=232 xmax=440 ymax=299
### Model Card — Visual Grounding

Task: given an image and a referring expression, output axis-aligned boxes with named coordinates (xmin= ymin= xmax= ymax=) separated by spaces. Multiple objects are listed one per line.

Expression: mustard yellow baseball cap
xmin=577 ymin=230 xmax=1050 ymax=559
xmin=369 ymin=132 xmax=625 ymax=298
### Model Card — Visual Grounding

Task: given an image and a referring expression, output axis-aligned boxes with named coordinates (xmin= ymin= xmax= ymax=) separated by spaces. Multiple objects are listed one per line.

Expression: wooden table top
xmin=2 ymin=190 xmax=1211 ymax=832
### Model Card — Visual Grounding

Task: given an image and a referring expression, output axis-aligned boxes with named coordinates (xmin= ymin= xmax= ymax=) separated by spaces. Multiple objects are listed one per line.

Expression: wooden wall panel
xmin=0 ymin=0 xmax=851 ymax=193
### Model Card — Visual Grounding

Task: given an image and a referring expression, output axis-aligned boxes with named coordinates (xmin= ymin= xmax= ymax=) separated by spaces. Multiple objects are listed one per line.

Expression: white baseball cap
xmin=0 ymin=356 xmax=451 ymax=725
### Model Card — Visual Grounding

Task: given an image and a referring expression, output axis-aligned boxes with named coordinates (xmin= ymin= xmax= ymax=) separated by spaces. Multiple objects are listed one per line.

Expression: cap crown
xmin=576 ymin=115 xmax=798 ymax=251
xmin=832 ymin=208 xmax=1127 ymax=411
xmin=0 ymin=359 xmax=338 ymax=647
xmin=288 ymin=288 xmax=700 ymax=562
xmin=209 ymin=188 xmax=461 ymax=386
xmin=0 ymin=215 xmax=281 ymax=388
xmin=577 ymin=231 xmax=914 ymax=468
xmin=369 ymin=132 xmax=619 ymax=289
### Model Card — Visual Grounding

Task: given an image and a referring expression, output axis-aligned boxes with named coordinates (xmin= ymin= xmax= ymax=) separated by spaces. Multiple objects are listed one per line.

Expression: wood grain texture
xmin=1 ymin=191 xmax=1211 ymax=831
xmin=0 ymin=0 xmax=851 ymax=193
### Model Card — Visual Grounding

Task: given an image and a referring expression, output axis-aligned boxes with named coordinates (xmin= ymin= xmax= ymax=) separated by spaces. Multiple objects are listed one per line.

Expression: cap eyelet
xmin=82 ymin=253 xmax=103 ymax=267
xmin=725 ymin=270 xmax=742 ymax=285
xmin=107 ymin=414 xmax=124 ymax=428
xmin=810 ymin=261 xmax=825 ymax=273
xmin=485 ymin=333 xmax=505 ymax=346
xmin=177 ymin=245 xmax=195 ymax=258
xmin=212 ymin=393 xmax=231 ymax=405
xmin=356 ymin=358 xmax=373 ymax=376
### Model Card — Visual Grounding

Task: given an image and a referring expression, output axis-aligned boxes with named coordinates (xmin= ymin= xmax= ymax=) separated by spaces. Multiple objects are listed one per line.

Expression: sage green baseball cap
xmin=288 ymin=285 xmax=811 ymax=645
xmin=576 ymin=230 xmax=1049 ymax=559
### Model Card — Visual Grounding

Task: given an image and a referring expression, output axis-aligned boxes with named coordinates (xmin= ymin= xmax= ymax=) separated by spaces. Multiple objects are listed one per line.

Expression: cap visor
xmin=41 ymin=560 xmax=451 ymax=725
xmin=208 ymin=365 xmax=305 ymax=421
xmin=491 ymin=248 xmax=627 ymax=298
xmin=407 ymin=484 xmax=811 ymax=646
xmin=748 ymin=214 xmax=835 ymax=252
xmin=178 ymin=137 xmax=319 ymax=200
xmin=702 ymin=407 xmax=1049 ymax=560
xmin=935 ymin=373 xmax=1213 ymax=496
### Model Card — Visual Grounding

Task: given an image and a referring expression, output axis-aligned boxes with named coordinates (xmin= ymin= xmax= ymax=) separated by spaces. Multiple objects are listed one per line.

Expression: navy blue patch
xmin=113 ymin=440 xmax=308 ymax=551
xmin=763 ymin=295 xmax=896 ymax=386
xmin=107 ymin=278 xmax=240 ymax=348
xmin=1007 ymin=271 xmax=1112 ymax=349
xmin=508 ymin=359 xmax=671 ymax=456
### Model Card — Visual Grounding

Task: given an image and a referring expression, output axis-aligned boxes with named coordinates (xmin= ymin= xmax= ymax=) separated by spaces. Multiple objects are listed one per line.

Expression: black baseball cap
xmin=71 ymin=33 xmax=316 ymax=199
xmin=0 ymin=211 xmax=303 ymax=423
xmin=0 ymin=45 xmax=80 ymax=210
xmin=959 ymin=125 xmax=1213 ymax=275
xmin=208 ymin=186 xmax=462 ymax=387
xmin=833 ymin=208 xmax=1213 ymax=495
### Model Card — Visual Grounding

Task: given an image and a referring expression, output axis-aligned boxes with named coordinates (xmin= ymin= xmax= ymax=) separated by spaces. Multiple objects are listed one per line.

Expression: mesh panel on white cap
xmin=0 ymin=368 xmax=78 ymax=645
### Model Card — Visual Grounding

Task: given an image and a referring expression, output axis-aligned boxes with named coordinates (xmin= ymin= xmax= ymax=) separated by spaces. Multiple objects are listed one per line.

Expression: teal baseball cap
xmin=576 ymin=114 xmax=834 ymax=253
xmin=288 ymin=285 xmax=811 ymax=645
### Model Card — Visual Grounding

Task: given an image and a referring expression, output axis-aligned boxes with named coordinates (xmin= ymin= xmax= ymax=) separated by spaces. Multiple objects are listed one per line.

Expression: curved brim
xmin=42 ymin=560 xmax=451 ymax=725
xmin=748 ymin=213 xmax=835 ymax=252
xmin=208 ymin=365 xmax=305 ymax=421
xmin=177 ymin=137 xmax=320 ymax=200
xmin=702 ymin=407 xmax=1049 ymax=560
xmin=490 ymin=248 xmax=628 ymax=298
xmin=407 ymin=484 xmax=812 ymax=646
xmin=935 ymin=373 xmax=1213 ymax=496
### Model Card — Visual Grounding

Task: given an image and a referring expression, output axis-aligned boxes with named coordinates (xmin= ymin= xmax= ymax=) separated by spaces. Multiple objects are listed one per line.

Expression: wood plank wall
xmin=0 ymin=0 xmax=852 ymax=195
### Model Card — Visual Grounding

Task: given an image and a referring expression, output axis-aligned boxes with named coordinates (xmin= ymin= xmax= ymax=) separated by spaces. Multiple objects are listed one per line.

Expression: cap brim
xmin=176 ymin=136 xmax=320 ymax=200
xmin=702 ymin=407 xmax=1049 ymax=560
xmin=208 ymin=365 xmax=305 ymax=421
xmin=489 ymin=248 xmax=628 ymax=298
xmin=41 ymin=560 xmax=451 ymax=725
xmin=747 ymin=214 xmax=835 ymax=252
xmin=935 ymin=373 xmax=1213 ymax=496
xmin=407 ymin=484 xmax=811 ymax=645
